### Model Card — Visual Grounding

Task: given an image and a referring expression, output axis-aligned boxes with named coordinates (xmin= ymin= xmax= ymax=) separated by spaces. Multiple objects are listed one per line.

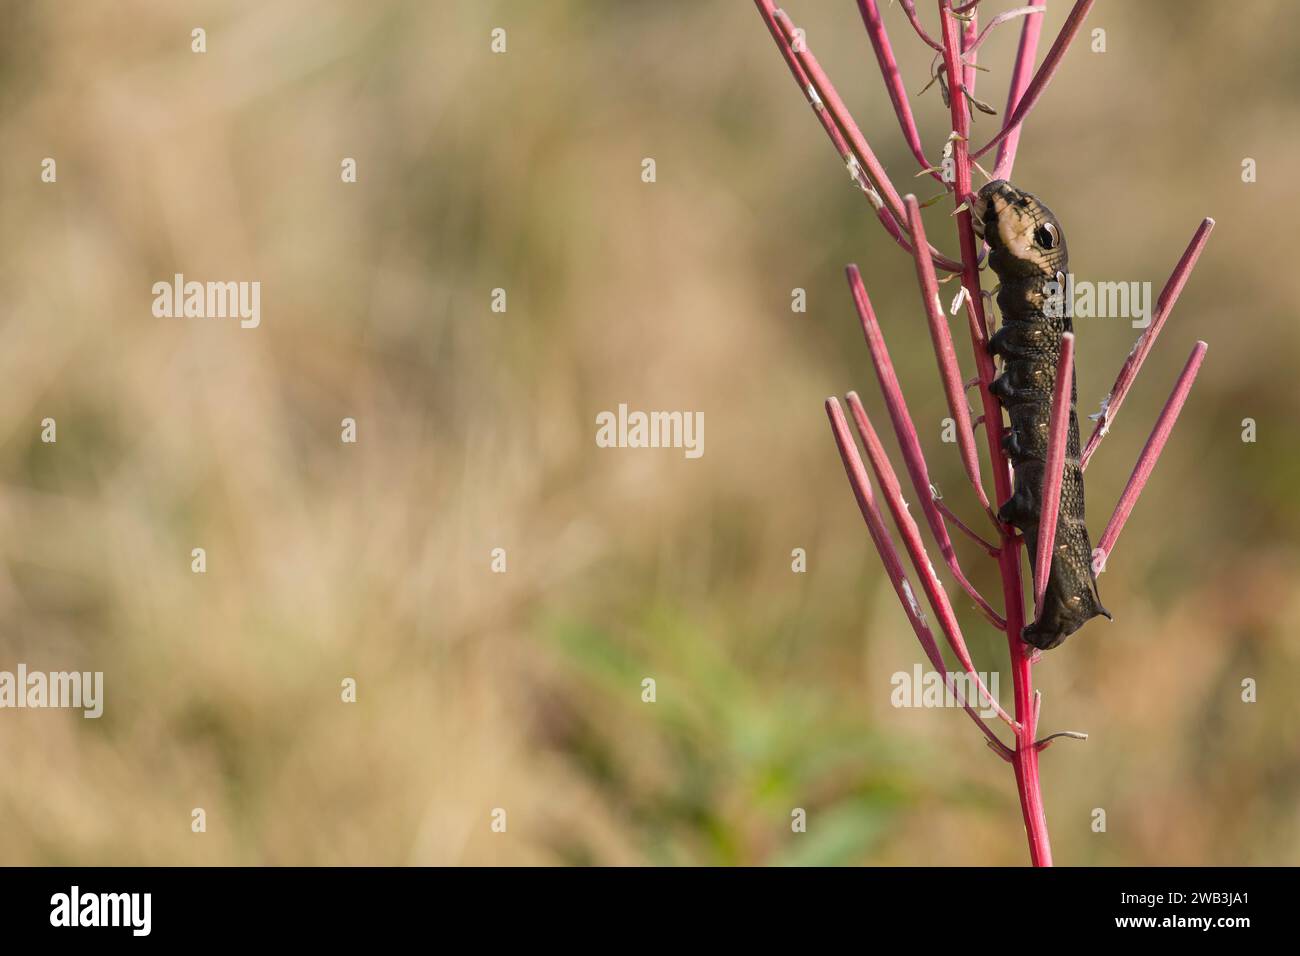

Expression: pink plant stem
xmin=937 ymin=5 xmax=993 ymax=366
xmin=935 ymin=498 xmax=1000 ymax=555
xmin=899 ymin=0 xmax=944 ymax=50
xmin=856 ymin=0 xmax=944 ymax=184
xmin=827 ymin=398 xmax=1015 ymax=759
xmin=992 ymin=0 xmax=1045 ymax=180
xmin=961 ymin=6 xmax=1045 ymax=61
xmin=961 ymin=7 xmax=979 ymax=97
xmin=902 ymin=195 xmax=990 ymax=513
xmin=845 ymin=391 xmax=1016 ymax=728
xmin=1081 ymin=218 xmax=1216 ymax=469
xmin=938 ymin=0 xmax=1051 ymax=867
xmin=846 ymin=266 xmax=1006 ymax=630
xmin=777 ymin=15 xmax=927 ymax=249
xmin=935 ymin=5 xmax=1003 ymax=504
xmin=1032 ymin=332 xmax=1075 ymax=618
xmin=754 ymin=0 xmax=965 ymax=272
xmin=972 ymin=0 xmax=1095 ymax=163
xmin=1092 ymin=342 xmax=1208 ymax=575
xmin=1035 ymin=730 xmax=1088 ymax=752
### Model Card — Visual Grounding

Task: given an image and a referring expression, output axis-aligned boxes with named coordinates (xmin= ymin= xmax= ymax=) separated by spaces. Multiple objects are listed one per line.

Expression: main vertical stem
xmin=1002 ymin=540 xmax=1052 ymax=867
xmin=938 ymin=0 xmax=1052 ymax=866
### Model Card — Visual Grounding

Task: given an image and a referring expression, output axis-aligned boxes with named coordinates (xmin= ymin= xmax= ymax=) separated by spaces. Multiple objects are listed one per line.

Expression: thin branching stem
xmin=1035 ymin=731 xmax=1088 ymax=752
xmin=1032 ymin=333 xmax=1075 ymax=619
xmin=1093 ymin=342 xmax=1208 ymax=575
xmin=961 ymin=6 xmax=1045 ymax=62
xmin=899 ymin=0 xmax=944 ymax=51
xmin=902 ymin=195 xmax=991 ymax=514
xmin=960 ymin=5 xmax=980 ymax=100
xmin=857 ymin=0 xmax=944 ymax=185
xmin=846 ymin=390 xmax=1016 ymax=726
xmin=972 ymin=0 xmax=1096 ymax=163
xmin=993 ymin=0 xmax=1046 ymax=180
xmin=1082 ymin=218 xmax=1215 ymax=469
xmin=935 ymin=496 xmax=1000 ymax=556
xmin=754 ymin=1 xmax=966 ymax=272
xmin=827 ymin=398 xmax=1016 ymax=759
xmin=938 ymin=0 xmax=1050 ymax=867
xmin=847 ymin=266 xmax=1006 ymax=630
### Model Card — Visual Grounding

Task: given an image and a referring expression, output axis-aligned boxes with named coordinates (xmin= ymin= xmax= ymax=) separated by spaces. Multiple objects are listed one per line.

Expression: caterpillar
xmin=973 ymin=180 xmax=1110 ymax=650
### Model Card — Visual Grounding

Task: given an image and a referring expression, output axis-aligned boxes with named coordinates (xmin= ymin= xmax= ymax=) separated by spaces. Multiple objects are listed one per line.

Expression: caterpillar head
xmin=972 ymin=179 xmax=1067 ymax=279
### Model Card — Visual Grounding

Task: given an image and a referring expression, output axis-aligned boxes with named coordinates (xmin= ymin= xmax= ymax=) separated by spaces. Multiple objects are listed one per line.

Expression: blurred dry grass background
xmin=0 ymin=0 xmax=1297 ymax=865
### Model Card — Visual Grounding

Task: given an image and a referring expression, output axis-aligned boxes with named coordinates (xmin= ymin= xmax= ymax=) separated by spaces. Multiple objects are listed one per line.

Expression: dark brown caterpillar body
xmin=974 ymin=180 xmax=1109 ymax=649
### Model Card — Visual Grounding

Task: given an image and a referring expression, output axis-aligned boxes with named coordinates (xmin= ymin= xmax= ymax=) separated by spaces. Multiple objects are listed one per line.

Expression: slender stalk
xmin=827 ymin=398 xmax=1015 ymax=758
xmin=1093 ymin=343 xmax=1208 ymax=574
xmin=1036 ymin=730 xmax=1088 ymax=752
xmin=846 ymin=391 xmax=1015 ymax=726
xmin=993 ymin=0 xmax=1046 ymax=180
xmin=899 ymin=0 xmax=944 ymax=51
xmin=961 ymin=6 xmax=1045 ymax=61
xmin=972 ymin=0 xmax=1095 ymax=162
xmin=935 ymin=497 xmax=1000 ymax=556
xmin=903 ymin=195 xmax=991 ymax=514
xmin=1082 ymin=218 xmax=1215 ymax=469
xmin=847 ymin=267 xmax=1005 ymax=629
xmin=778 ymin=15 xmax=915 ymax=235
xmin=755 ymin=0 xmax=965 ymax=271
xmin=857 ymin=0 xmax=944 ymax=184
xmin=939 ymin=0 xmax=1050 ymax=867
xmin=960 ymin=4 xmax=979 ymax=99
xmin=1032 ymin=333 xmax=1075 ymax=618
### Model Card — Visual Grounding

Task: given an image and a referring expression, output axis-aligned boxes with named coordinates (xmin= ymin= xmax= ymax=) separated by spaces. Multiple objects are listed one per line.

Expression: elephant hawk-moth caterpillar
xmin=973 ymin=179 xmax=1110 ymax=650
